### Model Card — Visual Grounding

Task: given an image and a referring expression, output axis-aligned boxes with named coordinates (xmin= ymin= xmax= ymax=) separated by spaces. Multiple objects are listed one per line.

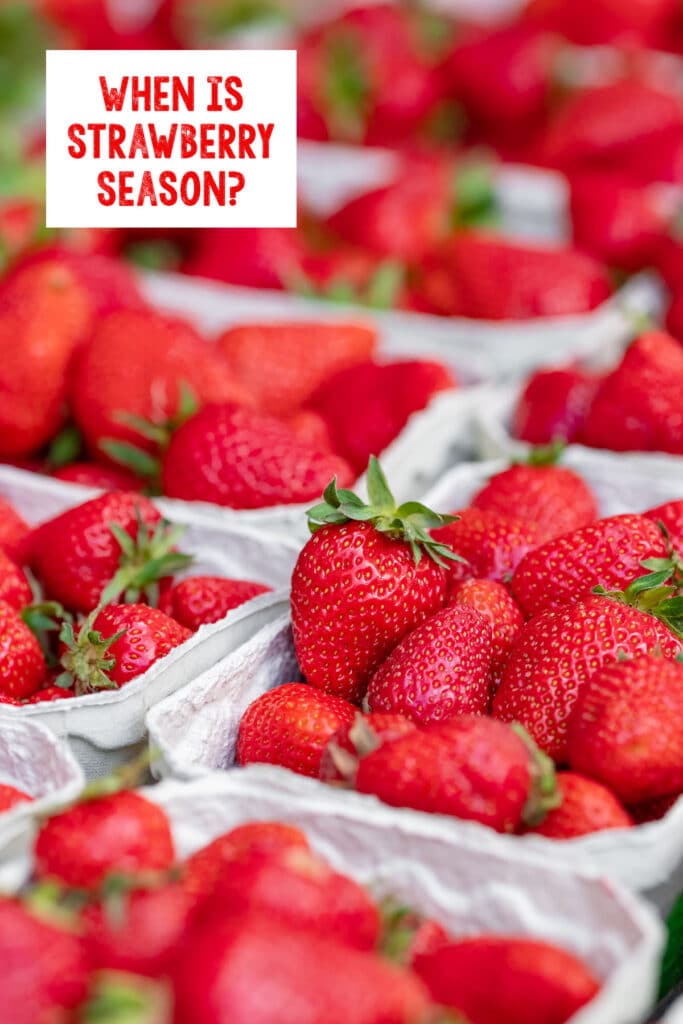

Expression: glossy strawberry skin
xmin=413 ymin=936 xmax=600 ymax=1024
xmin=366 ymin=604 xmax=494 ymax=724
xmin=513 ymin=367 xmax=599 ymax=446
xmin=645 ymin=498 xmax=683 ymax=550
xmin=0 ymin=600 xmax=47 ymax=699
xmin=511 ymin=514 xmax=668 ymax=619
xmin=237 ymin=683 xmax=357 ymax=778
xmin=472 ymin=464 xmax=598 ymax=543
xmin=158 ymin=576 xmax=271 ymax=631
xmin=0 ymin=783 xmax=31 ymax=812
xmin=356 ymin=715 xmax=533 ymax=832
xmin=493 ymin=596 xmax=681 ymax=763
xmin=526 ymin=771 xmax=633 ymax=838
xmin=0 ymin=497 xmax=30 ymax=564
xmin=30 ymin=491 xmax=163 ymax=614
xmin=162 ymin=403 xmax=353 ymax=509
xmin=450 ymin=578 xmax=524 ymax=685
xmin=0 ymin=551 xmax=32 ymax=611
xmin=87 ymin=603 xmax=191 ymax=688
xmin=568 ymin=655 xmax=683 ymax=804
xmin=34 ymin=790 xmax=175 ymax=890
xmin=319 ymin=712 xmax=417 ymax=783
xmin=291 ymin=522 xmax=448 ymax=703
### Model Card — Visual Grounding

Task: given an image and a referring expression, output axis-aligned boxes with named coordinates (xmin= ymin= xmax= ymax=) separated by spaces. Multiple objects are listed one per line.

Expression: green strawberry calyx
xmin=512 ymin=724 xmax=561 ymax=827
xmin=100 ymin=508 xmax=193 ymax=608
xmin=55 ymin=612 xmax=126 ymax=696
xmin=307 ymin=456 xmax=465 ymax=568
xmin=594 ymin=554 xmax=683 ymax=640
xmin=81 ymin=971 xmax=172 ymax=1024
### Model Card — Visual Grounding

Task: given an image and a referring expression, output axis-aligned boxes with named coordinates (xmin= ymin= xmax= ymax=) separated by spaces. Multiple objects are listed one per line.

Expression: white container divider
xmin=146 ymin=611 xmax=683 ymax=913
xmin=0 ymin=465 xmax=294 ymax=778
xmin=663 ymin=994 xmax=683 ymax=1023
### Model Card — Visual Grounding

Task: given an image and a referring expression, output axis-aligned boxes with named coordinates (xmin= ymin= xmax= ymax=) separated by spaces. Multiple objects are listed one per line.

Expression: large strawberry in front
xmin=291 ymin=458 xmax=459 ymax=703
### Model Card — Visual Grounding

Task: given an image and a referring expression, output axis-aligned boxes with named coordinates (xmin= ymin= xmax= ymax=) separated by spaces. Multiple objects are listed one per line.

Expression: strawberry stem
xmin=100 ymin=509 xmax=193 ymax=608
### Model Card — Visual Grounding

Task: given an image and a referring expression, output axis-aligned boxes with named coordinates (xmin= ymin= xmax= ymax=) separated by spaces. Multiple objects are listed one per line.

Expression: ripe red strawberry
xmin=237 ymin=683 xmax=357 ymax=778
xmin=581 ymin=331 xmax=683 ymax=454
xmin=356 ymin=715 xmax=558 ymax=832
xmin=0 ymin=898 xmax=88 ymax=1024
xmin=413 ymin=936 xmax=600 ymax=1024
xmin=23 ymin=685 xmax=73 ymax=704
xmin=0 ymin=496 xmax=29 ymax=563
xmin=511 ymin=514 xmax=669 ymax=618
xmin=183 ymin=823 xmax=309 ymax=903
xmin=161 ymin=403 xmax=353 ymax=508
xmin=413 ymin=234 xmax=612 ymax=319
xmin=493 ymin=594 xmax=682 ymax=762
xmin=308 ymin=359 xmax=456 ymax=476
xmin=0 ymin=550 xmax=32 ymax=611
xmin=296 ymin=246 xmax=406 ymax=309
xmin=209 ymin=845 xmax=381 ymax=952
xmin=366 ymin=604 xmax=494 ymax=724
xmin=158 ymin=575 xmax=271 ymax=631
xmin=319 ymin=712 xmax=417 ymax=783
xmin=185 ymin=226 xmax=304 ymax=289
xmin=285 ymin=409 xmax=335 ymax=452
xmin=172 ymin=914 xmax=430 ymax=1024
xmin=216 ymin=321 xmax=377 ymax=416
xmin=450 ymin=578 xmax=524 ymax=684
xmin=432 ymin=507 xmax=545 ymax=595
xmin=291 ymin=460 xmax=456 ymax=702
xmin=524 ymin=0 xmax=678 ymax=47
xmin=0 ymin=783 xmax=31 ymax=812
xmin=513 ymin=366 xmax=599 ymax=445
xmin=629 ymin=792 xmax=679 ymax=824
xmin=568 ymin=654 xmax=683 ymax=804
xmin=0 ymin=600 xmax=47 ymax=699
xmin=58 ymin=603 xmax=191 ymax=693
xmin=645 ymin=498 xmax=683 ymax=549
xmin=72 ymin=309 xmax=249 ymax=461
xmin=30 ymin=491 xmax=191 ymax=614
xmin=51 ymin=461 xmax=144 ymax=491
xmin=35 ymin=788 xmax=175 ymax=889
xmin=526 ymin=771 xmax=633 ymax=838
xmin=472 ymin=462 xmax=598 ymax=543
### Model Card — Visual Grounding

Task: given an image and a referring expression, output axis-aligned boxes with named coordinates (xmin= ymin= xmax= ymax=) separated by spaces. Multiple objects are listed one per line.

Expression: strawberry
xmin=355 ymin=715 xmax=558 ymax=831
xmin=0 ymin=600 xmax=47 ymax=699
xmin=51 ymin=461 xmax=144 ymax=491
xmin=158 ymin=575 xmax=271 ymax=631
xmin=413 ymin=936 xmax=600 ymax=1024
xmin=23 ymin=685 xmax=73 ymax=704
xmin=511 ymin=514 xmax=669 ymax=618
xmin=0 ymin=550 xmax=32 ymax=611
xmin=568 ymin=653 xmax=683 ymax=804
xmin=57 ymin=603 xmax=191 ymax=693
xmin=366 ymin=604 xmax=494 ymax=724
xmin=208 ymin=845 xmax=381 ymax=952
xmin=216 ymin=321 xmax=377 ymax=416
xmin=0 ymin=783 xmax=31 ymax=812
xmin=30 ymin=491 xmax=191 ymax=614
xmin=291 ymin=460 xmax=456 ymax=702
xmin=237 ymin=683 xmax=356 ymax=778
xmin=185 ymin=226 xmax=304 ymax=289
xmin=472 ymin=462 xmax=598 ymax=543
xmin=432 ymin=507 xmax=545 ymax=595
xmin=0 ymin=496 xmax=29 ymax=563
xmin=525 ymin=771 xmax=633 ymax=838
xmin=513 ymin=366 xmax=599 ymax=445
xmin=524 ymin=0 xmax=678 ymax=47
xmin=319 ymin=712 xmax=417 ymax=783
xmin=493 ymin=592 xmax=682 ymax=762
xmin=0 ymin=898 xmax=88 ymax=1024
xmin=72 ymin=309 xmax=249 ymax=462
xmin=629 ymin=792 xmax=679 ymax=824
xmin=35 ymin=789 xmax=175 ymax=889
xmin=295 ymin=246 xmax=405 ymax=309
xmin=285 ymin=409 xmax=335 ymax=452
xmin=646 ymin=498 xmax=683 ymax=549
xmin=450 ymin=578 xmax=524 ymax=684
xmin=172 ymin=914 xmax=430 ymax=1024
xmin=666 ymin=286 xmax=683 ymax=341
xmin=308 ymin=360 xmax=456 ymax=476
xmin=413 ymin=234 xmax=612 ymax=319
xmin=161 ymin=403 xmax=353 ymax=508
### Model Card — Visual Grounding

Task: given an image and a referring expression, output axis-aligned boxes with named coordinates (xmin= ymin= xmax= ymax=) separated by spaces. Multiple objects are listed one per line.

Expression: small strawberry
xmin=30 ymin=491 xmax=192 ymax=614
xmin=450 ymin=578 xmax=524 ymax=684
xmin=513 ymin=366 xmax=599 ymax=445
xmin=319 ymin=712 xmax=417 ymax=783
xmin=568 ymin=653 xmax=683 ymax=804
xmin=0 ymin=550 xmax=32 ymax=611
xmin=237 ymin=683 xmax=356 ymax=778
xmin=366 ymin=604 xmax=494 ymax=724
xmin=355 ymin=715 xmax=558 ymax=832
xmin=51 ymin=461 xmax=144 ymax=491
xmin=158 ymin=576 xmax=271 ymax=631
xmin=57 ymin=603 xmax=192 ymax=694
xmin=0 ymin=600 xmax=47 ymax=699
xmin=216 ymin=321 xmax=377 ymax=416
xmin=291 ymin=459 xmax=457 ymax=702
xmin=0 ymin=783 xmax=31 ymax=812
xmin=161 ymin=403 xmax=353 ymax=508
xmin=23 ymin=685 xmax=73 ymax=704
xmin=308 ymin=359 xmax=456 ymax=476
xmin=0 ymin=496 xmax=29 ymax=563
xmin=525 ymin=771 xmax=633 ymax=838
xmin=472 ymin=461 xmax=598 ymax=543
xmin=35 ymin=789 xmax=175 ymax=890
xmin=413 ymin=936 xmax=600 ymax=1024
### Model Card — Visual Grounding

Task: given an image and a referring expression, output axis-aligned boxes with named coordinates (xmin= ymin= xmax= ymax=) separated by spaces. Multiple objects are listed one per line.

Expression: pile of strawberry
xmin=0 ymin=249 xmax=457 ymax=502
xmin=239 ymin=457 xmax=683 ymax=837
xmin=2 ymin=778 xmax=601 ymax=1024
xmin=514 ymin=327 xmax=683 ymax=455
xmin=0 ymin=489 xmax=271 ymax=705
